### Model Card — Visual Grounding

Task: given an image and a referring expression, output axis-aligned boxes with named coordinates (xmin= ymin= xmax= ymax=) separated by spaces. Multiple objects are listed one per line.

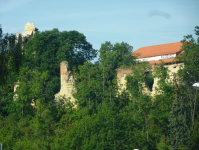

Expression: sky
xmin=0 ymin=0 xmax=199 ymax=62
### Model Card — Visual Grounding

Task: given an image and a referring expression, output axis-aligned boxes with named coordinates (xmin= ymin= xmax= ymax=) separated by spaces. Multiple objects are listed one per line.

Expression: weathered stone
xmin=55 ymin=61 xmax=78 ymax=107
xmin=22 ymin=22 xmax=37 ymax=37
xmin=116 ymin=63 xmax=184 ymax=97
xmin=13 ymin=81 xmax=19 ymax=101
xmin=14 ymin=23 xmax=78 ymax=108
xmin=16 ymin=22 xmax=38 ymax=44
xmin=116 ymin=68 xmax=133 ymax=94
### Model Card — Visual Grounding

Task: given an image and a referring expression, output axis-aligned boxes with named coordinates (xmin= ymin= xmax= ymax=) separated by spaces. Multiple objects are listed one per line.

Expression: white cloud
xmin=0 ymin=0 xmax=34 ymax=14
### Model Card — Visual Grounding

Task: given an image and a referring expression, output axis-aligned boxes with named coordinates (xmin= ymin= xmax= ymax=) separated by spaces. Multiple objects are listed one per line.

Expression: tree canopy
xmin=23 ymin=28 xmax=97 ymax=102
xmin=0 ymin=25 xmax=199 ymax=150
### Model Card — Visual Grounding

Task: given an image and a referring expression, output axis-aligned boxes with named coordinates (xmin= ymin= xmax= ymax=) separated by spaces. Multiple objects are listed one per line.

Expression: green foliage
xmin=23 ymin=28 xmax=97 ymax=102
xmin=8 ymin=67 xmax=51 ymax=120
xmin=62 ymin=104 xmax=155 ymax=150
xmin=1 ymin=25 xmax=199 ymax=150
xmin=151 ymin=62 xmax=174 ymax=146
xmin=0 ymin=25 xmax=24 ymax=117
xmin=0 ymin=25 xmax=23 ymax=86
xmin=125 ymin=62 xmax=153 ymax=142
xmin=99 ymin=41 xmax=135 ymax=70
xmin=167 ymin=81 xmax=191 ymax=150
xmin=173 ymin=26 xmax=199 ymax=149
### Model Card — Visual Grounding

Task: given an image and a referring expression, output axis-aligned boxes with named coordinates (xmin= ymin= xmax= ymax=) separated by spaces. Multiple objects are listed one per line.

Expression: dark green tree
xmin=167 ymin=80 xmax=191 ymax=150
xmin=151 ymin=62 xmax=174 ymax=148
xmin=176 ymin=26 xmax=199 ymax=131
xmin=99 ymin=41 xmax=135 ymax=105
xmin=0 ymin=25 xmax=24 ymax=117
xmin=126 ymin=62 xmax=153 ymax=142
xmin=174 ymin=26 xmax=199 ymax=149
xmin=74 ymin=61 xmax=101 ymax=107
xmin=9 ymin=67 xmax=50 ymax=121
xmin=23 ymin=28 xmax=97 ymax=102
xmin=62 ymin=103 xmax=154 ymax=150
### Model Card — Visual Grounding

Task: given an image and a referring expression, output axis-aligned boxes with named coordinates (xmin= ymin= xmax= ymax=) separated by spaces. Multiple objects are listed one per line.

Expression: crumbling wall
xmin=116 ymin=63 xmax=183 ymax=97
xmin=13 ymin=81 xmax=35 ymax=106
xmin=55 ymin=61 xmax=77 ymax=106
xmin=16 ymin=22 xmax=38 ymax=44
xmin=13 ymin=81 xmax=19 ymax=101
xmin=14 ymin=22 xmax=38 ymax=105
xmin=116 ymin=68 xmax=133 ymax=94
xmin=14 ymin=23 xmax=78 ymax=108
xmin=151 ymin=63 xmax=183 ymax=96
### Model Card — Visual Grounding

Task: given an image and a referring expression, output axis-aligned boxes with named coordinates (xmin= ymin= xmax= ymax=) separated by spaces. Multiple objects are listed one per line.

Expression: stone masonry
xmin=14 ymin=22 xmax=38 ymax=104
xmin=117 ymin=63 xmax=183 ymax=97
xmin=54 ymin=61 xmax=78 ymax=106
xmin=14 ymin=23 xmax=78 ymax=107
xmin=116 ymin=68 xmax=133 ymax=94
xmin=16 ymin=22 xmax=38 ymax=44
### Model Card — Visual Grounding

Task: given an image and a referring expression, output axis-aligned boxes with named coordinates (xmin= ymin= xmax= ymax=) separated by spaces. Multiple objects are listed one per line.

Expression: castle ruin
xmin=14 ymin=22 xmax=38 ymax=103
xmin=117 ymin=42 xmax=184 ymax=97
xmin=54 ymin=61 xmax=78 ymax=106
xmin=16 ymin=22 xmax=38 ymax=44
xmin=14 ymin=23 xmax=78 ymax=107
xmin=14 ymin=23 xmax=185 ymax=108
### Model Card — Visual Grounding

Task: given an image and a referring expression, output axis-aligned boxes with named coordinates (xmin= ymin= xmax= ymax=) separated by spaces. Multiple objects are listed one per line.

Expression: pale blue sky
xmin=1 ymin=0 xmax=199 ymax=61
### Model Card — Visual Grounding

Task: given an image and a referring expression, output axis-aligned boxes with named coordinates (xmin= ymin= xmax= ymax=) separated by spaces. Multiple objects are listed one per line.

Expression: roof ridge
xmin=137 ymin=42 xmax=182 ymax=49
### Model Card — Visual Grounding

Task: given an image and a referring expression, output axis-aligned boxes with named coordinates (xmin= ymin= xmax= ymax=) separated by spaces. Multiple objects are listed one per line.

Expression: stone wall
xmin=116 ymin=68 xmax=133 ymax=94
xmin=151 ymin=63 xmax=183 ymax=96
xmin=117 ymin=63 xmax=183 ymax=97
xmin=13 ymin=81 xmax=19 ymax=101
xmin=16 ymin=22 xmax=38 ymax=44
xmin=54 ymin=61 xmax=78 ymax=107
xmin=13 ymin=23 xmax=38 ymax=103
xmin=14 ymin=23 xmax=79 ymax=107
xmin=13 ymin=80 xmax=35 ymax=106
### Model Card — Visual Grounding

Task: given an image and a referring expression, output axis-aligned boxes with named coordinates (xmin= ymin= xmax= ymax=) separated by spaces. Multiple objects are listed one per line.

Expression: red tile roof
xmin=133 ymin=42 xmax=183 ymax=59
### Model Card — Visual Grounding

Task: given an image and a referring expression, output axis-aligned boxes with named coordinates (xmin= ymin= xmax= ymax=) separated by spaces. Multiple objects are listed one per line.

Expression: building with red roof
xmin=134 ymin=42 xmax=183 ymax=64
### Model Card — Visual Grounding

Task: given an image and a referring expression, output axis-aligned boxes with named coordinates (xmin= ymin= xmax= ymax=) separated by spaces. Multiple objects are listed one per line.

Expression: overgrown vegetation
xmin=0 ymin=25 xmax=199 ymax=150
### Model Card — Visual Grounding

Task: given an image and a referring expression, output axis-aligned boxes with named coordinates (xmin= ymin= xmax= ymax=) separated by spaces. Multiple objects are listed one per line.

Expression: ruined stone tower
xmin=14 ymin=23 xmax=78 ymax=107
xmin=54 ymin=61 xmax=78 ymax=106
xmin=14 ymin=22 xmax=38 ymax=102
xmin=14 ymin=60 xmax=78 ymax=107
xmin=16 ymin=22 xmax=38 ymax=44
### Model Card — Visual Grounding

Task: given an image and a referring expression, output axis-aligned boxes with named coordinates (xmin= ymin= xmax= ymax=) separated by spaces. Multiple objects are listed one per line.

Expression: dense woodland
xmin=0 ymin=25 xmax=199 ymax=150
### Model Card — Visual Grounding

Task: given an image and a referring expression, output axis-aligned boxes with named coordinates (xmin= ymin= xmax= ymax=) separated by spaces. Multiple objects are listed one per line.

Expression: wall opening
xmin=145 ymin=71 xmax=154 ymax=91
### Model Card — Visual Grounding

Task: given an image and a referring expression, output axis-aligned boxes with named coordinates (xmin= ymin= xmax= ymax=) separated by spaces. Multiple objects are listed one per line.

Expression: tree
xmin=23 ymin=28 xmax=97 ymax=102
xmin=167 ymin=79 xmax=191 ymax=150
xmin=9 ymin=67 xmax=50 ymax=120
xmin=176 ymin=26 xmax=199 ymax=130
xmin=151 ymin=62 xmax=174 ymax=147
xmin=126 ymin=61 xmax=153 ymax=142
xmin=62 ymin=104 xmax=153 ymax=150
xmin=0 ymin=25 xmax=23 ymax=86
xmin=74 ymin=61 xmax=103 ymax=108
xmin=113 ymin=42 xmax=135 ymax=68
xmin=0 ymin=25 xmax=24 ymax=117
xmin=99 ymin=41 xmax=135 ymax=105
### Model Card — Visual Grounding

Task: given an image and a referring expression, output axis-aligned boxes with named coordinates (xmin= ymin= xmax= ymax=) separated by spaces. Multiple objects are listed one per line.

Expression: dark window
xmin=145 ymin=71 xmax=154 ymax=91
